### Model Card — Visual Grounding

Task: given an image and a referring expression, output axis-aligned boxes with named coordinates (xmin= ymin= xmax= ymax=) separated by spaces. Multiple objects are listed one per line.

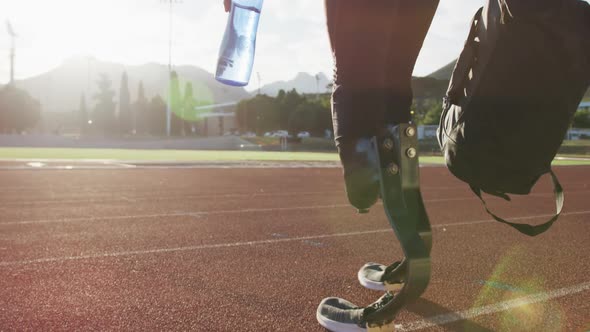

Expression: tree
xmin=93 ymin=73 xmax=117 ymax=135
xmin=183 ymin=82 xmax=198 ymax=135
xmin=235 ymin=94 xmax=279 ymax=135
xmin=288 ymin=100 xmax=331 ymax=136
xmin=572 ymin=109 xmax=590 ymax=128
xmin=133 ymin=81 xmax=148 ymax=134
xmin=236 ymin=99 xmax=258 ymax=133
xmin=169 ymin=71 xmax=183 ymax=136
xmin=277 ymin=89 xmax=304 ymax=130
xmin=119 ymin=72 xmax=131 ymax=135
xmin=421 ymin=99 xmax=443 ymax=125
xmin=276 ymin=89 xmax=286 ymax=103
xmin=148 ymin=95 xmax=167 ymax=136
xmin=412 ymin=98 xmax=443 ymax=125
xmin=0 ymin=86 xmax=41 ymax=133
xmin=411 ymin=77 xmax=448 ymax=100
xmin=235 ymin=90 xmax=332 ymax=136
xmin=78 ymin=93 xmax=88 ymax=135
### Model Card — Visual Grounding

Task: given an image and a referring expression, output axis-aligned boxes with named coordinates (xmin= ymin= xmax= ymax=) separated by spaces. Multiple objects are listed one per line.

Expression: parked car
xmin=223 ymin=129 xmax=241 ymax=136
xmin=264 ymin=130 xmax=290 ymax=138
xmin=297 ymin=131 xmax=311 ymax=138
xmin=275 ymin=130 xmax=289 ymax=137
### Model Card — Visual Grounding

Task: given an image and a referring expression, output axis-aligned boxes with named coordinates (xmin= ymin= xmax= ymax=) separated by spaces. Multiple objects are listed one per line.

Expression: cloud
xmin=252 ymin=0 xmax=483 ymax=81
xmin=417 ymin=0 xmax=485 ymax=76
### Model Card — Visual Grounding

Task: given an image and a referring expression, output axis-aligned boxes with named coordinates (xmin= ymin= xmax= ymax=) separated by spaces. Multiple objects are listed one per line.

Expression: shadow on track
xmin=406 ymin=298 xmax=493 ymax=332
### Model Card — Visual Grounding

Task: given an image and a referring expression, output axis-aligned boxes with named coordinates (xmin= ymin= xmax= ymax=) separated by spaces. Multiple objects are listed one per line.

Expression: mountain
xmin=427 ymin=61 xmax=455 ymax=80
xmin=412 ymin=77 xmax=448 ymax=100
xmin=256 ymin=70 xmax=449 ymax=100
xmin=13 ymin=56 xmax=250 ymax=113
xmin=427 ymin=60 xmax=590 ymax=99
xmin=258 ymin=72 xmax=331 ymax=96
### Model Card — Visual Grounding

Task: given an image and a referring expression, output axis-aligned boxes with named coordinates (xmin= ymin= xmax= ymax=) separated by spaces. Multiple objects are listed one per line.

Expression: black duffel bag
xmin=438 ymin=0 xmax=590 ymax=236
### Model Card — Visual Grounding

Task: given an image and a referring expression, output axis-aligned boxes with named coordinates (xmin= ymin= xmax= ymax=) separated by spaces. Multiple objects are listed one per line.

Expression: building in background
xmin=193 ymin=102 xmax=237 ymax=136
xmin=417 ymin=125 xmax=438 ymax=140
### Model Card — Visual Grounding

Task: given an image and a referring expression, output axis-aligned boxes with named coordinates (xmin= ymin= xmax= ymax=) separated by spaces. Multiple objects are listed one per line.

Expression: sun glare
xmin=473 ymin=246 xmax=565 ymax=332
xmin=3 ymin=0 xmax=172 ymax=78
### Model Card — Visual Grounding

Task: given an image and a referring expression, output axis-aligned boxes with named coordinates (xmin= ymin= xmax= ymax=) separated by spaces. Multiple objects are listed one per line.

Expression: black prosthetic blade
xmin=363 ymin=124 xmax=432 ymax=327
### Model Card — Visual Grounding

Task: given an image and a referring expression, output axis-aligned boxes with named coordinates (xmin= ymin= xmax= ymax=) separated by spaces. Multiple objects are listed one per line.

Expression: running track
xmin=0 ymin=163 xmax=588 ymax=331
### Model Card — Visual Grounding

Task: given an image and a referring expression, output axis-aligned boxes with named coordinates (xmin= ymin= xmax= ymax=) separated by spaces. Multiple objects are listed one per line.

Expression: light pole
xmin=161 ymin=0 xmax=182 ymax=136
xmin=6 ymin=20 xmax=17 ymax=85
xmin=315 ymin=74 xmax=320 ymax=99
xmin=257 ymin=72 xmax=261 ymax=95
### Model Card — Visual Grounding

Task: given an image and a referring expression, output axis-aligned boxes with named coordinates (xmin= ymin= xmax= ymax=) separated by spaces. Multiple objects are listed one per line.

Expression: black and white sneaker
xmin=317 ymin=293 xmax=396 ymax=332
xmin=316 ymin=297 xmax=367 ymax=332
xmin=357 ymin=262 xmax=404 ymax=292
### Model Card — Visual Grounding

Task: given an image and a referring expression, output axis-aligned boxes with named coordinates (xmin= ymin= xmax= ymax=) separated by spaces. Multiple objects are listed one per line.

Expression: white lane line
xmin=396 ymin=281 xmax=590 ymax=331
xmin=0 ymin=229 xmax=387 ymax=267
xmin=0 ymin=211 xmax=588 ymax=267
xmin=0 ymin=190 xmax=345 ymax=206
xmin=436 ymin=210 xmax=590 ymax=228
xmin=26 ymin=162 xmax=46 ymax=168
xmin=2 ymin=188 xmax=590 ymax=226
xmin=0 ymin=204 xmax=352 ymax=226
xmin=0 ymin=193 xmax=492 ymax=207
xmin=2 ymin=186 xmax=589 ymax=208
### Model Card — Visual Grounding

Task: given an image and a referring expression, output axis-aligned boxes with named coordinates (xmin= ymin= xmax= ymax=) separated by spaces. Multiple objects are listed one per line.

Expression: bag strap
xmin=470 ymin=170 xmax=564 ymax=236
xmin=446 ymin=7 xmax=483 ymax=104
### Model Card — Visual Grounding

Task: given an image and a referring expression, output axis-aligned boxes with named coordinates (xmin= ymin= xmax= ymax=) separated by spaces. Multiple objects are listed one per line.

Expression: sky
xmin=0 ymin=0 xmax=567 ymax=91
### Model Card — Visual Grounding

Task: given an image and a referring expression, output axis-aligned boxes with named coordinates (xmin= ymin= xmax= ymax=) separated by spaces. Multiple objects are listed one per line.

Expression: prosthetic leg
xmin=317 ymin=124 xmax=432 ymax=331
xmin=320 ymin=1 xmax=438 ymax=328
xmin=362 ymin=123 xmax=432 ymax=330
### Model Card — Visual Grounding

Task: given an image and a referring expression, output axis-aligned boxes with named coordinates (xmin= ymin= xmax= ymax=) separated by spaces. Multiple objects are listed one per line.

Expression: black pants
xmin=325 ymin=0 xmax=439 ymax=144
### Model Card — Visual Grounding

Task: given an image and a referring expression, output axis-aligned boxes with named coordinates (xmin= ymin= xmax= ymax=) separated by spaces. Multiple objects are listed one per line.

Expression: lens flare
xmin=471 ymin=245 xmax=565 ymax=332
xmin=192 ymin=81 xmax=215 ymax=121
xmin=168 ymin=75 xmax=215 ymax=122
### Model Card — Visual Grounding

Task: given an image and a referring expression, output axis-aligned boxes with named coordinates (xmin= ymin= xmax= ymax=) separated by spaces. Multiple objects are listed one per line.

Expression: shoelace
xmin=359 ymin=292 xmax=395 ymax=326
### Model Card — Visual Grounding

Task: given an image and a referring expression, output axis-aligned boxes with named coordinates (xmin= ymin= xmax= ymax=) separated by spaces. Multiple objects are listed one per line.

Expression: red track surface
xmin=0 ymin=165 xmax=589 ymax=331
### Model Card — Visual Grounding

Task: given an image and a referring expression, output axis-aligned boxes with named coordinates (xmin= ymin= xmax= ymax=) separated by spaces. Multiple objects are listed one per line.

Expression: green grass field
xmin=0 ymin=148 xmax=339 ymax=162
xmin=561 ymin=139 xmax=590 ymax=146
xmin=0 ymin=147 xmax=589 ymax=166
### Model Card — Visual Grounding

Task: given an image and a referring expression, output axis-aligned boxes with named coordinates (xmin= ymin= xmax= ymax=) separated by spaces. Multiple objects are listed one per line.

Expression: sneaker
xmin=357 ymin=262 xmax=404 ymax=292
xmin=317 ymin=293 xmax=396 ymax=332
xmin=316 ymin=297 xmax=366 ymax=332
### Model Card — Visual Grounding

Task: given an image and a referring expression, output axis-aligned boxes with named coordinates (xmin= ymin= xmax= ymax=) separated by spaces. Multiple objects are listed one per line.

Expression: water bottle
xmin=215 ymin=0 xmax=264 ymax=87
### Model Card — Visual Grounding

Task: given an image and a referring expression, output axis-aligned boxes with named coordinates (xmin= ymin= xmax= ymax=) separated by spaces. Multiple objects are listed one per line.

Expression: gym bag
xmin=437 ymin=0 xmax=590 ymax=236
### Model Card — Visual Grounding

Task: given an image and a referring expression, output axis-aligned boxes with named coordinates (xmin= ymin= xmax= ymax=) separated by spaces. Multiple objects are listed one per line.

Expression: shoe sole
xmin=357 ymin=262 xmax=387 ymax=291
xmin=357 ymin=272 xmax=386 ymax=291
xmin=357 ymin=263 xmax=403 ymax=292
